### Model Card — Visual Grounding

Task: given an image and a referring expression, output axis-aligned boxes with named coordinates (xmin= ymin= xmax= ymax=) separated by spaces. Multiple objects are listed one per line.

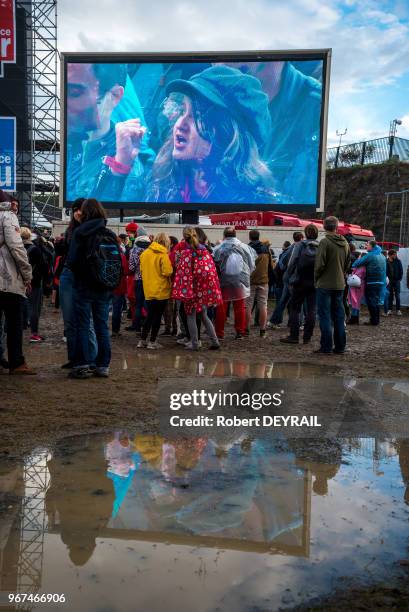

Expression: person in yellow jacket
xmin=138 ymin=233 xmax=173 ymax=349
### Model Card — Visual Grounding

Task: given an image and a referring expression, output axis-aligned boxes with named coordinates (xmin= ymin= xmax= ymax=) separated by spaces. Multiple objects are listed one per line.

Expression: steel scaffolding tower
xmin=16 ymin=450 xmax=50 ymax=611
xmin=16 ymin=0 xmax=60 ymax=226
xmin=382 ymin=189 xmax=409 ymax=247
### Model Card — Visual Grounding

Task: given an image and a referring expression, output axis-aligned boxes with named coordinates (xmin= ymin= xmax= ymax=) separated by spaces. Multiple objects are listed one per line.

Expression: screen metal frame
xmin=60 ymin=49 xmax=331 ymax=213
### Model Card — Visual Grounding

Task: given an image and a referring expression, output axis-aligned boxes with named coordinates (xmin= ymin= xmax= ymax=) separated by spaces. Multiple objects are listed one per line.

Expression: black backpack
xmin=296 ymin=241 xmax=318 ymax=284
xmin=86 ymin=228 xmax=122 ymax=290
xmin=27 ymin=240 xmax=54 ymax=295
xmin=38 ymin=240 xmax=55 ymax=295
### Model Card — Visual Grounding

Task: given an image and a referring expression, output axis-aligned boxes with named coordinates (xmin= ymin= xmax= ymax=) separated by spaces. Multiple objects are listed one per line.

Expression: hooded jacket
xmin=140 ymin=242 xmax=173 ymax=300
xmin=352 ymin=245 xmax=386 ymax=285
xmin=314 ymin=233 xmax=351 ymax=290
xmin=213 ymin=237 xmax=256 ymax=300
xmin=129 ymin=236 xmax=151 ymax=280
xmin=65 ymin=218 xmax=109 ymax=289
xmin=248 ymin=240 xmax=273 ymax=285
xmin=23 ymin=239 xmax=48 ymax=288
xmin=171 ymin=243 xmax=222 ymax=314
xmin=287 ymin=238 xmax=319 ymax=287
xmin=0 ymin=202 xmax=32 ymax=297
xmin=386 ymin=257 xmax=403 ymax=284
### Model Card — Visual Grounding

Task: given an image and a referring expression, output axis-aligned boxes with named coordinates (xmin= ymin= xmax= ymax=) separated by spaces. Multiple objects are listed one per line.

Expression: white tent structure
xmin=31 ymin=206 xmax=52 ymax=229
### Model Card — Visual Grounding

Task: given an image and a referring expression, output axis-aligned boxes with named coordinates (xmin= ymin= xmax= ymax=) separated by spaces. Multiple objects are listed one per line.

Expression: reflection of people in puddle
xmin=290 ymin=438 xmax=342 ymax=496
xmin=105 ymin=432 xmax=138 ymax=478
xmin=209 ymin=358 xmax=268 ymax=379
xmin=46 ymin=436 xmax=114 ymax=566
xmin=105 ymin=432 xmax=141 ymax=518
xmin=133 ymin=434 xmax=207 ymax=489
xmin=126 ymin=435 xmax=209 ymax=531
xmin=130 ymin=434 xmax=258 ymax=533
xmin=396 ymin=439 xmax=409 ymax=505
xmin=127 ymin=435 xmax=306 ymax=544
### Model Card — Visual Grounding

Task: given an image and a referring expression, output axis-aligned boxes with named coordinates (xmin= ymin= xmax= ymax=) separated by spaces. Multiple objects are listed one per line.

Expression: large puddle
xmin=118 ymin=354 xmax=341 ymax=378
xmin=21 ymin=345 xmax=341 ymax=379
xmin=1 ymin=432 xmax=408 ymax=611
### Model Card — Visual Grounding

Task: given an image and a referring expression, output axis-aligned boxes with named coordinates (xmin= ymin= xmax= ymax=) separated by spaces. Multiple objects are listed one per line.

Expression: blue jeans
xmin=316 ymin=288 xmax=346 ymax=353
xmin=74 ymin=286 xmax=112 ymax=368
xmin=388 ymin=282 xmax=401 ymax=311
xmin=274 ymin=285 xmax=283 ymax=303
xmin=60 ymin=268 xmax=97 ymax=364
xmin=112 ymin=294 xmax=125 ymax=333
xmin=384 ymin=287 xmax=389 ymax=314
xmin=134 ymin=279 xmax=146 ymax=331
xmin=26 ymin=285 xmax=43 ymax=334
xmin=270 ymin=283 xmax=290 ymax=325
xmin=365 ymin=284 xmax=382 ymax=326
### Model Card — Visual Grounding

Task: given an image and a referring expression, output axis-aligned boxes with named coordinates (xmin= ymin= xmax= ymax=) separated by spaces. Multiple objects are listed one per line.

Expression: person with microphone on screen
xmin=144 ymin=65 xmax=280 ymax=205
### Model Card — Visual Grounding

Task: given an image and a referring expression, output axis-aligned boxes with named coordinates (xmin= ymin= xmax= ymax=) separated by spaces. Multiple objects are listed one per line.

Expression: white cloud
xmin=400 ymin=114 xmax=409 ymax=139
xmin=58 ymin=0 xmax=409 ymax=144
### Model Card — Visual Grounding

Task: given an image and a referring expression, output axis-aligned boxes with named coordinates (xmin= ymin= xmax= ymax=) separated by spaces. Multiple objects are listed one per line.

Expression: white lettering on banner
xmin=0 ymin=0 xmax=16 ymax=77
xmin=0 ymin=116 xmax=16 ymax=190
xmin=0 ymin=37 xmax=12 ymax=59
xmin=0 ymin=166 xmax=12 ymax=187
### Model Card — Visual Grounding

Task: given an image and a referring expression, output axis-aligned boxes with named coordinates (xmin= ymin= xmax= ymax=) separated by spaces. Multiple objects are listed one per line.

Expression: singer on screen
xmin=145 ymin=65 xmax=281 ymax=205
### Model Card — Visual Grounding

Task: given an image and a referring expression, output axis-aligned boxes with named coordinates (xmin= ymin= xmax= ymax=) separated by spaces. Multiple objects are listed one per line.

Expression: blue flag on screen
xmin=0 ymin=116 xmax=16 ymax=192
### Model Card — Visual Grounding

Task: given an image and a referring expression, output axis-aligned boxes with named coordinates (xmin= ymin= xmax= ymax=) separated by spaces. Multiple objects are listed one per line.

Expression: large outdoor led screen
xmin=62 ymin=51 xmax=330 ymax=211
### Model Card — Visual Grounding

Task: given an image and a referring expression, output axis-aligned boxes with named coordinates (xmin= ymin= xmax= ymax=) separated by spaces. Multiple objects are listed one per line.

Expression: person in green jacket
xmin=314 ymin=216 xmax=351 ymax=354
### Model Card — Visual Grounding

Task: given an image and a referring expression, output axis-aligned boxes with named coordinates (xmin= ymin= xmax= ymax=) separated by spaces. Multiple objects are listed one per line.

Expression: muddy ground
xmin=1 ymin=300 xmax=409 ymax=611
xmin=1 ymin=300 xmax=408 ymax=459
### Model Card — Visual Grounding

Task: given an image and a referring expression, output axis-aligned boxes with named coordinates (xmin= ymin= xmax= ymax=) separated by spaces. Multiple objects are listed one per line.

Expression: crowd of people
xmin=0 ymin=189 xmax=408 ymax=378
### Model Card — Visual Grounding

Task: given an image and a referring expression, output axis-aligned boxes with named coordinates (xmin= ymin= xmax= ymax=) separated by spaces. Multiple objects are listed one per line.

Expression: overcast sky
xmin=58 ymin=0 xmax=409 ymax=147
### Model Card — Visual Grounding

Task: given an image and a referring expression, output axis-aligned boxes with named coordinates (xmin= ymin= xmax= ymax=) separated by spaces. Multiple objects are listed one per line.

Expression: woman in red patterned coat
xmin=172 ymin=227 xmax=222 ymax=351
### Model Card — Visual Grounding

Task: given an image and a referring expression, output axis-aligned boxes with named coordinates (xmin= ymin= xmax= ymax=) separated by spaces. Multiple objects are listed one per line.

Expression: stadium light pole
xmin=389 ymin=118 xmax=402 ymax=159
xmin=336 ymin=128 xmax=347 ymax=148
xmin=334 ymin=129 xmax=347 ymax=167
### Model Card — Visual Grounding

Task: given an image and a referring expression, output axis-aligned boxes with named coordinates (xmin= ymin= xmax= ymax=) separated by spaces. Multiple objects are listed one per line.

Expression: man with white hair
xmin=213 ymin=227 xmax=256 ymax=339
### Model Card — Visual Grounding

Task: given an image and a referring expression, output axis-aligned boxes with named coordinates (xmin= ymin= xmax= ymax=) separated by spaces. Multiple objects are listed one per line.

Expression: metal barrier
xmin=327 ymin=136 xmax=409 ymax=169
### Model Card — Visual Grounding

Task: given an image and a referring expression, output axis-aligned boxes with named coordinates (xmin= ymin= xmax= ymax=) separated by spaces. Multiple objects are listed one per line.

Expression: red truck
xmin=208 ymin=211 xmax=375 ymax=250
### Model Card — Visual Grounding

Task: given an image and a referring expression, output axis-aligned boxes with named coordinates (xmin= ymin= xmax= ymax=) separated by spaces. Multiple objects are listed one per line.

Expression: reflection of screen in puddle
xmin=105 ymin=436 xmax=309 ymax=554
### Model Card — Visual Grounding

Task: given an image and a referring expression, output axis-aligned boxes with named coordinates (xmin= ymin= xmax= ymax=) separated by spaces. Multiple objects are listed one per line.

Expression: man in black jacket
xmin=268 ymin=232 xmax=303 ymax=328
xmin=280 ymin=224 xmax=319 ymax=345
xmin=65 ymin=199 xmax=117 ymax=379
xmin=386 ymin=250 xmax=403 ymax=315
xmin=21 ymin=227 xmax=48 ymax=343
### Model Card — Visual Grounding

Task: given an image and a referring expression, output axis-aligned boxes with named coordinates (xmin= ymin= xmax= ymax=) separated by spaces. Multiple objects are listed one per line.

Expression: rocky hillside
xmin=322 ymin=161 xmax=409 ymax=241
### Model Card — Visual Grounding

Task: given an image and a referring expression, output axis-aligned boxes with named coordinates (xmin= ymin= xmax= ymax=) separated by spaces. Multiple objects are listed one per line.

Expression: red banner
xmin=0 ymin=0 xmax=16 ymax=77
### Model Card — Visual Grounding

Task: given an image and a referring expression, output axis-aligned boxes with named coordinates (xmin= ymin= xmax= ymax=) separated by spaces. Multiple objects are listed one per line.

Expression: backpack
xmin=225 ymin=252 xmax=243 ymax=276
xmin=86 ymin=228 xmax=123 ymax=290
xmin=296 ymin=241 xmax=318 ymax=284
xmin=37 ymin=240 xmax=55 ymax=295
xmin=27 ymin=241 xmax=54 ymax=295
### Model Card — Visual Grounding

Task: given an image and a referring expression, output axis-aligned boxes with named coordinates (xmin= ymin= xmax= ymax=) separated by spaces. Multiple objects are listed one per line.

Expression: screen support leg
xmin=120 ymin=209 xmax=124 ymax=223
xmin=181 ymin=210 xmax=199 ymax=225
